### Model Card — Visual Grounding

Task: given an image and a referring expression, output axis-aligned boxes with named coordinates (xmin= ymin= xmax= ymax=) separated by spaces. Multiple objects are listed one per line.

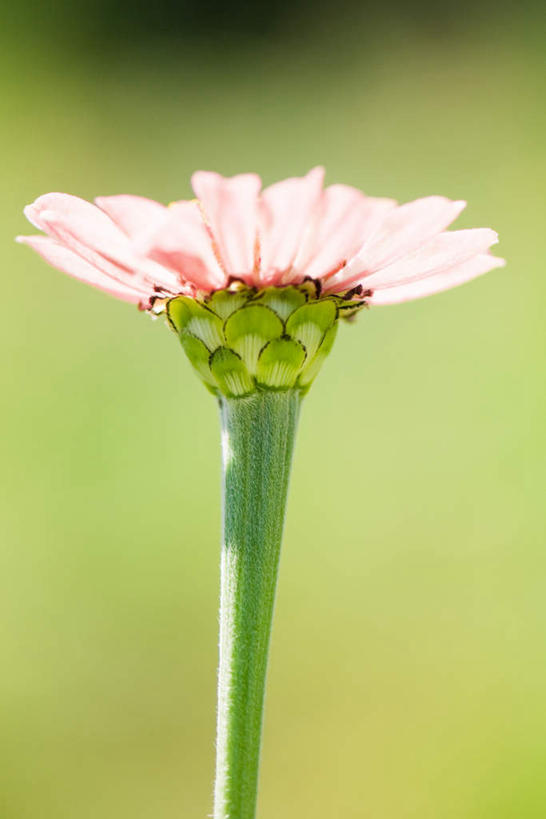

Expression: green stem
xmin=214 ymin=390 xmax=301 ymax=819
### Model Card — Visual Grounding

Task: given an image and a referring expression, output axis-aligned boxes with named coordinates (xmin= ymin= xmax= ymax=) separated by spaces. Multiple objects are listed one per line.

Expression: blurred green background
xmin=1 ymin=1 xmax=545 ymax=816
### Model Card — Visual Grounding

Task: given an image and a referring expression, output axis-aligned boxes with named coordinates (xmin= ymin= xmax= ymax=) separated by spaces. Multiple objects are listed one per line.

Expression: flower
xmin=18 ymin=168 xmax=505 ymax=397
xmin=18 ymin=167 xmax=504 ymax=310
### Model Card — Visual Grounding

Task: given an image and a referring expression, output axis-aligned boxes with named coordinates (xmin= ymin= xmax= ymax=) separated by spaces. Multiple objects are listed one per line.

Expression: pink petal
xmin=140 ymin=200 xmax=227 ymax=292
xmin=329 ymin=196 xmax=466 ymax=290
xmin=368 ymin=253 xmax=505 ymax=305
xmin=25 ymin=194 xmax=180 ymax=293
xmin=95 ymin=194 xmax=167 ymax=237
xmin=17 ymin=235 xmax=149 ymax=304
xmin=191 ymin=171 xmax=261 ymax=279
xmin=34 ymin=211 xmax=172 ymax=295
xmin=25 ymin=193 xmax=131 ymax=251
xmin=258 ymin=167 xmax=325 ymax=284
xmin=360 ymin=228 xmax=499 ymax=289
xmin=295 ymin=184 xmax=396 ymax=281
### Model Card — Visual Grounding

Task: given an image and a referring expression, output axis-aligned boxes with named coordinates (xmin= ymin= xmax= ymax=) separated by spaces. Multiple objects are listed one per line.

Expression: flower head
xmin=18 ymin=168 xmax=504 ymax=396
xmin=18 ymin=167 xmax=504 ymax=306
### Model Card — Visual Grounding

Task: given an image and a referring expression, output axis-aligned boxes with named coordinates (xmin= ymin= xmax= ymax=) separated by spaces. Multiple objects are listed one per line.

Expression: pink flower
xmin=17 ymin=167 xmax=504 ymax=308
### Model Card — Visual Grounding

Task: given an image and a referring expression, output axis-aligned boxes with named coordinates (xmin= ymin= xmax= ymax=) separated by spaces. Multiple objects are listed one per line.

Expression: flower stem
xmin=214 ymin=390 xmax=301 ymax=819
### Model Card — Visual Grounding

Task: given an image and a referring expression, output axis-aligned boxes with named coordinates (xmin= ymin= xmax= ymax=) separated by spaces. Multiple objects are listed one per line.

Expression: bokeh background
xmin=1 ymin=1 xmax=545 ymax=816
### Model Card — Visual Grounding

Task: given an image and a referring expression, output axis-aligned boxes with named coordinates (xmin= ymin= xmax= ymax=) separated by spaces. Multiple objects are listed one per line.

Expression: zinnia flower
xmin=18 ymin=167 xmax=504 ymax=398
xmin=18 ymin=166 xmax=503 ymax=308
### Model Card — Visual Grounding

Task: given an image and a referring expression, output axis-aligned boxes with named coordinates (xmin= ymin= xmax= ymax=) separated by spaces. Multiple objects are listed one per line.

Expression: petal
xmin=367 ymin=253 xmax=505 ymax=305
xmin=95 ymin=194 xmax=167 ymax=237
xmin=32 ymin=211 xmax=171 ymax=295
xmin=17 ymin=235 xmax=148 ymax=304
xmin=258 ymin=167 xmax=325 ymax=284
xmin=329 ymin=196 xmax=466 ymax=290
xmin=24 ymin=194 xmax=180 ymax=293
xmin=140 ymin=200 xmax=227 ymax=292
xmin=25 ymin=193 xmax=131 ymax=254
xmin=361 ymin=228 xmax=499 ymax=289
xmin=295 ymin=184 xmax=396 ymax=281
xmin=191 ymin=171 xmax=261 ymax=278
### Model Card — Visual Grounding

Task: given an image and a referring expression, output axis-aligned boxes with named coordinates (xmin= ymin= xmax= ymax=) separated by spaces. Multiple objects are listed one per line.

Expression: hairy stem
xmin=214 ymin=390 xmax=301 ymax=819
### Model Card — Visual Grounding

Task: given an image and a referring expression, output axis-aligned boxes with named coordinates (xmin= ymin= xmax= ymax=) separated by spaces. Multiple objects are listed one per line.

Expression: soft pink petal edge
xmin=16 ymin=235 xmax=149 ymax=304
xmin=360 ymin=228 xmax=499 ymax=290
xmin=328 ymin=196 xmax=467 ymax=290
xmin=367 ymin=253 xmax=506 ymax=305
xmin=22 ymin=191 xmax=225 ymax=294
xmin=23 ymin=193 xmax=182 ymax=293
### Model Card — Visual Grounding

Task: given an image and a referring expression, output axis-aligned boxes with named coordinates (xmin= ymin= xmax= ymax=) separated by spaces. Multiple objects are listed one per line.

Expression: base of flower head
xmin=165 ymin=279 xmax=367 ymax=398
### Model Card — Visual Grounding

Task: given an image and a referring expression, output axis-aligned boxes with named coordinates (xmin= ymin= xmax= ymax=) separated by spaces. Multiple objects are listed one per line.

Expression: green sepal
xmin=167 ymin=296 xmax=225 ymax=351
xmin=210 ymin=347 xmax=255 ymax=398
xmin=180 ymin=332 xmax=218 ymax=391
xmin=298 ymin=322 xmax=339 ymax=389
xmin=206 ymin=289 xmax=254 ymax=320
xmin=224 ymin=304 xmax=284 ymax=375
xmin=256 ymin=337 xmax=306 ymax=389
xmin=253 ymin=286 xmax=307 ymax=321
xmin=285 ymin=298 xmax=337 ymax=361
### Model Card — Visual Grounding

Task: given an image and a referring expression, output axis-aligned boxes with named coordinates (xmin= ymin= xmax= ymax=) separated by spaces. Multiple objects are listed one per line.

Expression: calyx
xmin=166 ymin=280 xmax=365 ymax=398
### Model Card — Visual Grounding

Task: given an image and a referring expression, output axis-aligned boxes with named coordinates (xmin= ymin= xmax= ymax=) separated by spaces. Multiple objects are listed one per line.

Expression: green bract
xmin=166 ymin=283 xmax=364 ymax=398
